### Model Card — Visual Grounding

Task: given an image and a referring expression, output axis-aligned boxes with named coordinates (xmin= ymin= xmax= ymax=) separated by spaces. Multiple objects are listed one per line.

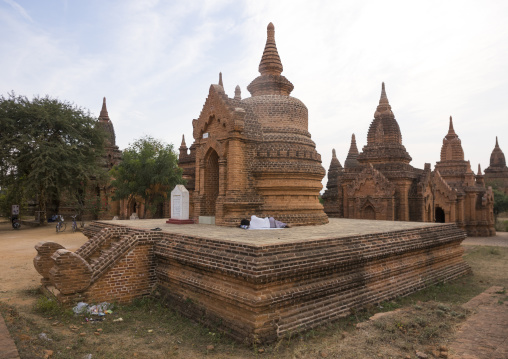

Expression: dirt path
xmin=449 ymin=286 xmax=508 ymax=359
xmin=0 ymin=221 xmax=88 ymax=304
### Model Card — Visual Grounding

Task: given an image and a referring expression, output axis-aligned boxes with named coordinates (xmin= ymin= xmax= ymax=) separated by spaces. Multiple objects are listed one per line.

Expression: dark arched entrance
xmin=362 ymin=205 xmax=376 ymax=220
xmin=435 ymin=207 xmax=445 ymax=223
xmin=204 ymin=149 xmax=219 ymax=216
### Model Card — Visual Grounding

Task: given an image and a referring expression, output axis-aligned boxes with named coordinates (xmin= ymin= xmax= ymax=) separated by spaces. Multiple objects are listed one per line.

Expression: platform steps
xmin=74 ymin=228 xmax=138 ymax=283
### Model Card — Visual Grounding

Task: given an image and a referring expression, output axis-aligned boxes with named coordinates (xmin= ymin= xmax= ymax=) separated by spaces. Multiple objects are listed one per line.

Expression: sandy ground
xmin=0 ymin=220 xmax=88 ymax=304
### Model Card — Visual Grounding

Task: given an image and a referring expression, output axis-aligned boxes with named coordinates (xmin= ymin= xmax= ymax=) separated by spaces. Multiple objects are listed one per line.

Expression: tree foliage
xmin=0 ymin=92 xmax=107 ymax=223
xmin=493 ymin=188 xmax=508 ymax=218
xmin=110 ymin=136 xmax=183 ymax=218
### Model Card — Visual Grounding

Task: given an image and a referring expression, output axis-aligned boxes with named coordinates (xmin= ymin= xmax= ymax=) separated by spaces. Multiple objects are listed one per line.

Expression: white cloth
xmin=249 ymin=215 xmax=270 ymax=229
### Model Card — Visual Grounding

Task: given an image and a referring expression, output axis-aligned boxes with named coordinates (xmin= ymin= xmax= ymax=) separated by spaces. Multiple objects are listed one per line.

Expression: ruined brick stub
xmin=34 ymin=242 xmax=65 ymax=285
xmin=179 ymin=23 xmax=327 ymax=227
xmin=49 ymin=250 xmax=92 ymax=295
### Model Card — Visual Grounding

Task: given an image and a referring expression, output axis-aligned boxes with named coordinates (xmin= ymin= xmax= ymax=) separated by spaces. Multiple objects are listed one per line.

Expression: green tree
xmin=493 ymin=188 xmax=508 ymax=219
xmin=110 ymin=136 xmax=183 ymax=218
xmin=0 ymin=93 xmax=107 ymax=224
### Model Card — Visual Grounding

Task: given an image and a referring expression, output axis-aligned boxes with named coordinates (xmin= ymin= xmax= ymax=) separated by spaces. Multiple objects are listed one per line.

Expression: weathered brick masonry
xmin=35 ymin=219 xmax=470 ymax=344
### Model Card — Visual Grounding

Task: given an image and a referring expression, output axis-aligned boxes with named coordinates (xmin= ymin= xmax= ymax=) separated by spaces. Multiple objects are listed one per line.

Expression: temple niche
xmin=179 ymin=23 xmax=328 ymax=226
xmin=322 ymin=85 xmax=495 ymax=236
xmin=484 ymin=137 xmax=508 ymax=194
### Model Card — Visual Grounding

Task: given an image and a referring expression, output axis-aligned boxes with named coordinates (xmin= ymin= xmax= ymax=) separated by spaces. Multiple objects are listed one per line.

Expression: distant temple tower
xmin=484 ymin=137 xmax=508 ymax=194
xmin=97 ymin=97 xmax=122 ymax=170
xmin=180 ymin=23 xmax=327 ymax=226
xmin=322 ymin=90 xmax=495 ymax=236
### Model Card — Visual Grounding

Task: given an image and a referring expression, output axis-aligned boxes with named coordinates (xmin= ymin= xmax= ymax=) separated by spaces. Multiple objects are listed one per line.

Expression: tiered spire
xmin=179 ymin=134 xmax=188 ymax=159
xmin=373 ymin=82 xmax=394 ymax=118
xmin=330 ymin=148 xmax=343 ymax=169
xmin=439 ymin=116 xmax=464 ymax=161
xmin=445 ymin=116 xmax=458 ymax=140
xmin=258 ymin=22 xmax=283 ymax=76
xmin=247 ymin=23 xmax=294 ymax=96
xmin=478 ymin=164 xmax=482 ymax=176
xmin=234 ymin=85 xmax=241 ymax=100
xmin=344 ymin=134 xmax=360 ymax=168
xmin=99 ymin=97 xmax=110 ymax=121
xmin=488 ymin=136 xmax=507 ymax=168
xmin=218 ymin=72 xmax=223 ymax=88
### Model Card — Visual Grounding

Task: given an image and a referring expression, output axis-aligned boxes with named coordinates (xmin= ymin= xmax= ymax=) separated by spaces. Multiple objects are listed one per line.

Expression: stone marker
xmin=166 ymin=185 xmax=194 ymax=224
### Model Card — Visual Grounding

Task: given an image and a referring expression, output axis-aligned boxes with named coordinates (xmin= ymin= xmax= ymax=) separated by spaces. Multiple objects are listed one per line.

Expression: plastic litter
xmin=38 ymin=332 xmax=52 ymax=341
xmin=83 ymin=354 xmax=92 ymax=359
xmin=113 ymin=317 xmax=123 ymax=322
xmin=73 ymin=302 xmax=112 ymax=316
xmin=73 ymin=302 xmax=88 ymax=314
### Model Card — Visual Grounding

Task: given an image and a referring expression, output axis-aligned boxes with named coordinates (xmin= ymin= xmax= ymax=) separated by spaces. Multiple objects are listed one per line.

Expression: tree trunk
xmin=39 ymin=186 xmax=47 ymax=225
xmin=143 ymin=198 xmax=148 ymax=219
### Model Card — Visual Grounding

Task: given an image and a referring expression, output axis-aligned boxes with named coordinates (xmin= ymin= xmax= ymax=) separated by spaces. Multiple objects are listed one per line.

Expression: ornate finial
xmin=496 ymin=136 xmax=499 ymax=148
xmin=446 ymin=116 xmax=458 ymax=139
xmin=352 ymin=134 xmax=356 ymax=143
xmin=234 ymin=85 xmax=241 ymax=100
xmin=218 ymin=72 xmax=223 ymax=87
xmin=374 ymin=83 xmax=393 ymax=117
xmin=332 ymin=148 xmax=337 ymax=158
xmin=258 ymin=22 xmax=283 ymax=76
xmin=181 ymin=134 xmax=186 ymax=147
xmin=380 ymin=82 xmax=389 ymax=104
xmin=99 ymin=97 xmax=109 ymax=120
xmin=477 ymin=163 xmax=482 ymax=176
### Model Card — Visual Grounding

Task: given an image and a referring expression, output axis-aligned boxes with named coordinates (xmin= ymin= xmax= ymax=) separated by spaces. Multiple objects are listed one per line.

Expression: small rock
xmin=207 ymin=345 xmax=215 ymax=351
xmin=258 ymin=348 xmax=265 ymax=353
xmin=79 ymin=332 xmax=86 ymax=336
xmin=51 ymin=321 xmax=59 ymax=326
xmin=432 ymin=350 xmax=440 ymax=357
xmin=341 ymin=331 xmax=348 ymax=339
xmin=97 ymin=328 xmax=102 ymax=332
xmin=94 ymin=331 xmax=100 ymax=336
xmin=43 ymin=349 xmax=53 ymax=359
xmin=133 ymin=353 xmax=138 ymax=357
xmin=66 ymin=347 xmax=71 ymax=350
xmin=439 ymin=346 xmax=448 ymax=352
xmin=405 ymin=356 xmax=411 ymax=359
xmin=416 ymin=352 xmax=428 ymax=359
xmin=19 ymin=334 xmax=31 ymax=341
xmin=147 ymin=329 xmax=153 ymax=333
xmin=440 ymin=352 xmax=448 ymax=358
xmin=319 ymin=350 xmax=328 ymax=358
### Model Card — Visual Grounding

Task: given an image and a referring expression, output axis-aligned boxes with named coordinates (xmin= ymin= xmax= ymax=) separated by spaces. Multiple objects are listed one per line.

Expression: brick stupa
xmin=179 ymin=23 xmax=327 ymax=226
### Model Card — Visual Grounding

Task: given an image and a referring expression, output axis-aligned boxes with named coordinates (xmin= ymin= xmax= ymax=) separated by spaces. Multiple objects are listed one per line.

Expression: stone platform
xmin=35 ymin=218 xmax=471 ymax=344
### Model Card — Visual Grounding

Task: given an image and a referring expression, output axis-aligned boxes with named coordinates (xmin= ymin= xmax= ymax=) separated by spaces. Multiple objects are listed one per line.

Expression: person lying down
xmin=241 ymin=215 xmax=288 ymax=229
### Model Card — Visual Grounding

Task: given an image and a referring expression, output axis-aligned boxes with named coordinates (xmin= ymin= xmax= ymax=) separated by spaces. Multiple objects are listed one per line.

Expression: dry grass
xmin=1 ymin=245 xmax=507 ymax=359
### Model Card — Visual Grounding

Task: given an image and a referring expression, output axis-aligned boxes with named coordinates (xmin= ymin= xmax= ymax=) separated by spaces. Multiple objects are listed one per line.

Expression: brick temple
xmin=34 ymin=23 xmax=474 ymax=345
xmin=485 ymin=137 xmax=508 ymax=194
xmin=179 ymin=23 xmax=328 ymax=227
xmin=323 ymin=84 xmax=495 ymax=236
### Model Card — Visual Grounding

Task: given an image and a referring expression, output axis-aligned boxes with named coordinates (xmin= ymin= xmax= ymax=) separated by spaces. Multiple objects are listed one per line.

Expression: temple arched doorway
xmin=362 ymin=205 xmax=376 ymax=220
xmin=203 ymin=149 xmax=220 ymax=216
xmin=435 ymin=207 xmax=445 ymax=223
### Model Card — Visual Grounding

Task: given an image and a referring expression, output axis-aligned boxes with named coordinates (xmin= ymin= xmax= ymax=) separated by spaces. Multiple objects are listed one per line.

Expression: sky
xmin=2 ymin=0 xmax=508 ymax=190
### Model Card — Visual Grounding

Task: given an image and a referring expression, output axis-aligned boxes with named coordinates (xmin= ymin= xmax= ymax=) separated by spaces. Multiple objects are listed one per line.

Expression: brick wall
xmin=36 ymin=221 xmax=470 ymax=344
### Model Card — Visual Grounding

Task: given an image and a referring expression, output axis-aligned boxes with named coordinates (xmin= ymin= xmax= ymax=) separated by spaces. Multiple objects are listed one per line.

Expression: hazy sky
xmin=2 ymin=0 xmax=508 ymax=189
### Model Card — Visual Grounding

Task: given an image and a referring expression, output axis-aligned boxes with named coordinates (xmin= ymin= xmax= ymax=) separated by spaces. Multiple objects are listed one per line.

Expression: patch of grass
xmin=494 ymin=219 xmax=508 ymax=232
xmin=33 ymin=296 xmax=65 ymax=316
